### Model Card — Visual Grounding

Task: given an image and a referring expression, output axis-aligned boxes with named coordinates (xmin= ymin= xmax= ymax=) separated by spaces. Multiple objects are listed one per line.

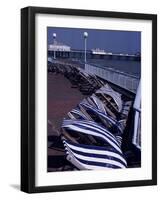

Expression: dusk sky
xmin=47 ymin=27 xmax=141 ymax=54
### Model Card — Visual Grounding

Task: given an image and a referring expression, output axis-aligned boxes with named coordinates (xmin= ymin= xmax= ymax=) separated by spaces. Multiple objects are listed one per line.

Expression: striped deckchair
xmin=81 ymin=95 xmax=107 ymax=115
xmin=121 ymin=101 xmax=132 ymax=117
xmin=79 ymin=102 xmax=123 ymax=133
xmin=62 ymin=139 xmax=127 ymax=170
xmin=61 ymin=119 xmax=127 ymax=170
xmin=96 ymin=84 xmax=122 ymax=112
xmin=62 ymin=119 xmax=122 ymax=152
xmin=68 ymin=108 xmax=90 ymax=120
xmin=89 ymin=94 xmax=107 ymax=115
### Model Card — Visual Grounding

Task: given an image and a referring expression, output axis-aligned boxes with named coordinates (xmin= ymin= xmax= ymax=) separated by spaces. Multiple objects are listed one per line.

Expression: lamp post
xmin=53 ymin=33 xmax=56 ymax=59
xmin=83 ymin=32 xmax=88 ymax=64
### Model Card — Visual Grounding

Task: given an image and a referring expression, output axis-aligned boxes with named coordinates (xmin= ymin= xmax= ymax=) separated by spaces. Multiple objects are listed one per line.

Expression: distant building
xmin=48 ymin=41 xmax=71 ymax=52
xmin=91 ymin=48 xmax=106 ymax=55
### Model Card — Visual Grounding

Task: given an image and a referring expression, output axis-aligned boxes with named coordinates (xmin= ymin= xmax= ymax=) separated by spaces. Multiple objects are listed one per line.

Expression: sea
xmin=87 ymin=59 xmax=141 ymax=78
xmin=68 ymin=58 xmax=141 ymax=78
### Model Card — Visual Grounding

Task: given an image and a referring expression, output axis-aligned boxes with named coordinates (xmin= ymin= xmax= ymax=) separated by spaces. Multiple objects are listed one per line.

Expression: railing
xmin=132 ymin=82 xmax=141 ymax=149
xmin=85 ymin=63 xmax=140 ymax=93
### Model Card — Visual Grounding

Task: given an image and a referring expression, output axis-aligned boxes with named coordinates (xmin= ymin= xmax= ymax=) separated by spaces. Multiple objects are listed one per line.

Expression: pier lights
xmin=83 ymin=32 xmax=88 ymax=64
xmin=53 ymin=33 xmax=57 ymax=59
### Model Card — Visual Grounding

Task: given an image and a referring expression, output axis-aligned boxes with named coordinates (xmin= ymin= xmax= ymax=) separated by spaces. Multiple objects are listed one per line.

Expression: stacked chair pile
xmin=56 ymin=63 xmax=132 ymax=170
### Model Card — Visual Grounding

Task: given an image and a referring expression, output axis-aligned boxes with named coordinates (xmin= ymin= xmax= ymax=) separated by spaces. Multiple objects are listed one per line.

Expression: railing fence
xmin=85 ymin=63 xmax=140 ymax=93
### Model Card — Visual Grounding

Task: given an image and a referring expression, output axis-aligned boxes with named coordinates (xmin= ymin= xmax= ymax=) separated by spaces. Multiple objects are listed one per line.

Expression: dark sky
xmin=47 ymin=27 xmax=141 ymax=54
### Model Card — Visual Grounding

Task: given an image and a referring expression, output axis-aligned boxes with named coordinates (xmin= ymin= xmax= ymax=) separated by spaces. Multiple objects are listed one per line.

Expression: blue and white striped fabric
xmin=62 ymin=119 xmax=122 ymax=153
xmin=68 ymin=108 xmax=89 ymax=120
xmin=79 ymin=102 xmax=123 ymax=133
xmin=60 ymin=72 xmax=128 ymax=170
xmin=96 ymin=84 xmax=122 ymax=112
xmin=67 ymin=112 xmax=76 ymax=119
xmin=81 ymin=95 xmax=107 ymax=116
xmin=62 ymin=138 xmax=127 ymax=170
xmin=89 ymin=94 xmax=107 ymax=115
xmin=115 ymin=136 xmax=122 ymax=147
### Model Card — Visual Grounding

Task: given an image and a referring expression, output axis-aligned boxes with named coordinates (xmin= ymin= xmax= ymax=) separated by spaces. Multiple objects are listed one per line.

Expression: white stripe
xmin=68 ymin=112 xmax=76 ymax=119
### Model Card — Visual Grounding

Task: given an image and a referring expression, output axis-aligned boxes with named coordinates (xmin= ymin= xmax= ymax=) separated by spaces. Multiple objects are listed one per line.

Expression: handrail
xmin=85 ymin=63 xmax=140 ymax=93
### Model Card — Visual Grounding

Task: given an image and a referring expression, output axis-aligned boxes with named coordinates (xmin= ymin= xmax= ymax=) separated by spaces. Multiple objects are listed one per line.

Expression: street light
xmin=83 ymin=32 xmax=88 ymax=64
xmin=53 ymin=33 xmax=56 ymax=59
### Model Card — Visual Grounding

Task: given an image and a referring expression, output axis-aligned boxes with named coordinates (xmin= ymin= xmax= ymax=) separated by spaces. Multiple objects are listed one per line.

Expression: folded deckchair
xmin=67 ymin=108 xmax=90 ymax=120
xmin=79 ymin=102 xmax=123 ymax=134
xmin=63 ymin=139 xmax=127 ymax=170
xmin=96 ymin=84 xmax=122 ymax=112
xmin=61 ymin=119 xmax=127 ymax=170
xmin=62 ymin=119 xmax=122 ymax=153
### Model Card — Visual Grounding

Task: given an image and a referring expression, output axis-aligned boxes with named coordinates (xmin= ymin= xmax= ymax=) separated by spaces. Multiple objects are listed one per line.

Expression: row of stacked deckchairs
xmin=48 ymin=61 xmax=132 ymax=170
xmin=60 ymin=80 xmax=132 ymax=170
xmin=48 ymin=62 xmax=104 ymax=95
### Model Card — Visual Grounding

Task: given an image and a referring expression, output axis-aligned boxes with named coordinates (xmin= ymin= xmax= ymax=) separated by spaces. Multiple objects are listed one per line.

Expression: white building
xmin=48 ymin=41 xmax=71 ymax=52
xmin=91 ymin=48 xmax=106 ymax=55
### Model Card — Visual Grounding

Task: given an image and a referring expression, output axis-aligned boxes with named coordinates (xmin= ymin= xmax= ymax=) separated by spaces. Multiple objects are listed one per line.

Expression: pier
xmin=48 ymin=49 xmax=141 ymax=61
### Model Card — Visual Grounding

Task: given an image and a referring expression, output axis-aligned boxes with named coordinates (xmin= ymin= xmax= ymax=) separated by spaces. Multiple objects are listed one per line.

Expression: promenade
xmin=47 ymin=72 xmax=85 ymax=172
